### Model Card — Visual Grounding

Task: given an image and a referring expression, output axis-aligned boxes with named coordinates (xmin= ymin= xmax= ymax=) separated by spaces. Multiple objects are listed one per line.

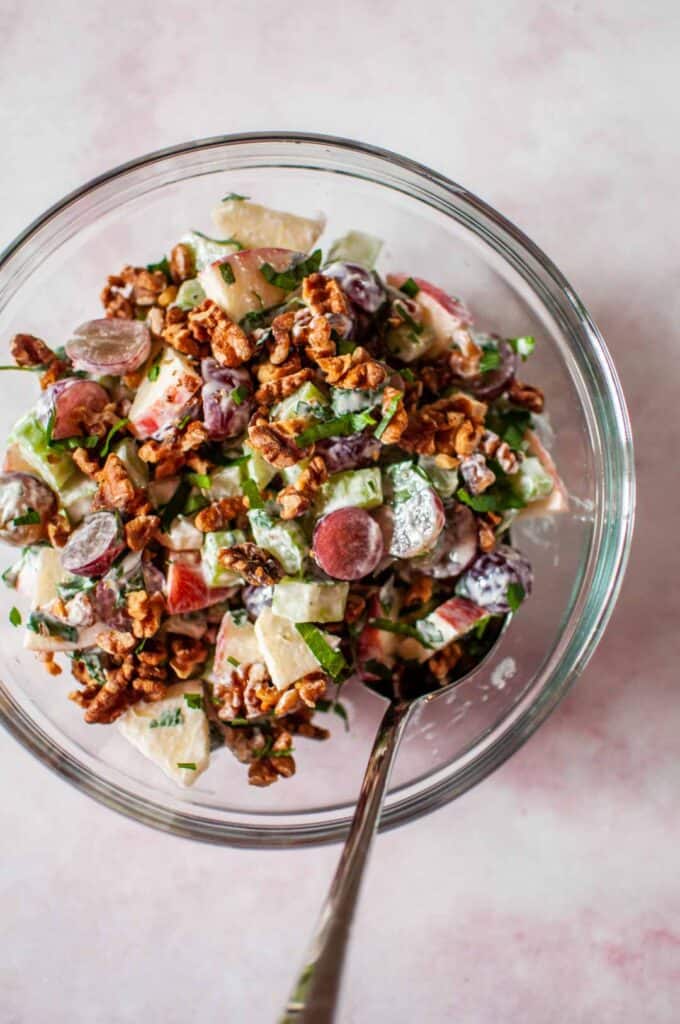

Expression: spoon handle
xmin=280 ymin=700 xmax=412 ymax=1023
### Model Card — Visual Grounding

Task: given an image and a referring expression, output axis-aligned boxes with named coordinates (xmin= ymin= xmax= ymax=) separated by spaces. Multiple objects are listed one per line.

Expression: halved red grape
xmin=0 ymin=471 xmax=56 ymax=545
xmin=456 ymin=545 xmax=533 ymax=613
xmin=323 ymin=262 xmax=387 ymax=314
xmin=389 ymin=487 xmax=445 ymax=559
xmin=315 ymin=433 xmax=381 ymax=474
xmin=61 ymin=512 xmax=125 ymax=577
xmin=40 ymin=379 xmax=110 ymax=440
xmin=93 ymin=579 xmax=132 ymax=630
xmin=66 ymin=319 xmax=150 ymax=376
xmin=415 ymin=502 xmax=478 ymax=578
xmin=201 ymin=359 xmax=252 ymax=440
xmin=313 ymin=507 xmax=384 ymax=580
xmin=451 ymin=338 xmax=516 ymax=401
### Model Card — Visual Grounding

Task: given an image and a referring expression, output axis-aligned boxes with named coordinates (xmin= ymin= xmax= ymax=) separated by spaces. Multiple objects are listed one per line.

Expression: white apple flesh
xmin=387 ymin=274 xmax=475 ymax=360
xmin=199 ymin=247 xmax=302 ymax=322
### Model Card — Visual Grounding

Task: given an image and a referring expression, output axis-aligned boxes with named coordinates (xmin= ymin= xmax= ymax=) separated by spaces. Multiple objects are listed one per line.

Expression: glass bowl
xmin=0 ymin=134 xmax=634 ymax=847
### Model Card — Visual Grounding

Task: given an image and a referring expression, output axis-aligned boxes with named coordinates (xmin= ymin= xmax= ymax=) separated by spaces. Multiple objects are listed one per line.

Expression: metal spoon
xmin=279 ymin=628 xmax=503 ymax=1023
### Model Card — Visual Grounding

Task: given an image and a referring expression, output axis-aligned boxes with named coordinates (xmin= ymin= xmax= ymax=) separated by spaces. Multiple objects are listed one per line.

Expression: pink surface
xmin=1 ymin=2 xmax=678 ymax=1022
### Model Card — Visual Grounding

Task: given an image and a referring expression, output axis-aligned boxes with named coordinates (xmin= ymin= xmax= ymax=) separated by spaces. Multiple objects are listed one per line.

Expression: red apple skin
xmin=200 ymin=247 xmax=303 ymax=322
xmin=518 ymin=429 xmax=569 ymax=517
xmin=356 ymin=596 xmax=400 ymax=680
xmin=387 ymin=274 xmax=474 ymax=359
xmin=166 ymin=557 xmax=233 ymax=615
xmin=435 ymin=596 xmax=487 ymax=635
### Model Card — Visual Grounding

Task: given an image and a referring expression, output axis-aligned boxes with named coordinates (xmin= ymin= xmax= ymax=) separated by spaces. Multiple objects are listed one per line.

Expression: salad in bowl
xmin=0 ymin=195 xmax=566 ymax=789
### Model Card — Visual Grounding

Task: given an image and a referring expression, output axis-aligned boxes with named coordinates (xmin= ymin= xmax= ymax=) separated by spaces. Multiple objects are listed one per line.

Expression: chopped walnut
xmin=428 ymin=641 xmax=462 ymax=682
xmin=126 ymin=591 xmax=165 ymax=640
xmin=302 ymin=273 xmax=351 ymax=317
xmin=93 ymin=454 xmax=137 ymax=512
xmin=169 ymin=635 xmax=208 ymax=679
xmin=163 ymin=306 xmax=200 ymax=356
xmin=460 ymin=453 xmax=496 ymax=494
xmin=495 ymin=441 xmax=521 ymax=475
xmin=100 ymin=280 xmax=134 ymax=320
xmin=290 ymin=310 xmax=336 ymax=363
xmin=255 ymin=367 xmax=314 ymax=406
xmin=39 ymin=359 xmax=69 ymax=391
xmin=96 ymin=630 xmax=137 ymax=658
xmin=403 ymin=575 xmax=434 ymax=610
xmin=268 ymin=311 xmax=296 ymax=365
xmin=82 ymin=669 xmax=131 ymax=724
xmin=248 ymin=758 xmax=281 ymax=787
xmin=454 ymin=420 xmax=485 ymax=458
xmin=125 ymin=514 xmax=160 ymax=552
xmin=478 ymin=518 xmax=497 ymax=552
xmin=317 ymin=346 xmax=386 ymax=390
xmin=277 ymin=455 xmax=327 ymax=519
xmin=508 ymin=379 xmax=544 ymax=413
xmin=218 ymin=542 xmax=284 ymax=586
xmin=170 ymin=242 xmax=195 ymax=284
xmin=180 ymin=421 xmax=209 ymax=452
xmin=195 ymin=496 xmax=248 ymax=532
xmin=247 ymin=407 xmax=311 ymax=468
xmin=120 ymin=265 xmax=168 ymax=307
xmin=378 ymin=387 xmax=408 ymax=445
xmin=188 ymin=300 xmax=253 ymax=367
xmin=256 ymin=352 xmax=303 ymax=384
xmin=38 ymin=651 xmax=62 ymax=676
xmin=10 ymin=333 xmax=56 ymax=367
xmin=47 ymin=514 xmax=71 ymax=549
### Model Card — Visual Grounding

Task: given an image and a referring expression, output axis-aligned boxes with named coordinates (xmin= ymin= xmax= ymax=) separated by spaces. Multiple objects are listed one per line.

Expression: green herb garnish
xmin=72 ymin=649 xmax=106 ymax=685
xmin=295 ymin=623 xmax=348 ymax=679
xmin=177 ymin=762 xmax=197 ymax=770
xmin=159 ymin=479 xmax=192 ymax=532
xmin=394 ymin=302 xmax=423 ymax=335
xmin=242 ymin=477 xmax=264 ymax=510
xmin=183 ymin=692 xmax=204 ymax=710
xmin=506 ymin=582 xmax=525 ymax=612
xmin=26 ymin=611 xmax=77 ymax=643
xmin=239 ymin=307 xmax=277 ymax=332
xmin=146 ymin=256 xmax=172 ymax=278
xmin=222 ymin=193 xmax=249 ymax=202
xmin=0 ymin=364 xmax=45 ymax=372
xmin=57 ymin=576 xmax=96 ymax=601
xmin=315 ymin=698 xmax=350 ymax=731
xmin=478 ymin=348 xmax=502 ymax=374
xmin=456 ymin=486 xmax=525 ymax=513
xmin=260 ymin=250 xmax=322 ymax=291
xmin=12 ymin=508 xmax=40 ymax=527
xmin=187 ymin=472 xmax=212 ymax=490
xmin=149 ymin=707 xmax=183 ymax=729
xmin=295 ymin=411 xmax=375 ymax=448
xmin=231 ymin=385 xmax=249 ymax=406
xmin=337 ymin=338 xmax=357 ymax=355
xmin=100 ymin=417 xmax=129 ymax=458
xmin=9 ymin=606 xmax=21 ymax=627
xmin=147 ymin=360 xmax=161 ymax=382
xmin=508 ymin=336 xmax=536 ymax=360
xmin=400 ymin=368 xmax=416 ymax=382
xmin=192 ymin=230 xmax=243 ymax=251
xmin=374 ymin=393 xmax=402 ymax=440
xmin=219 ymin=262 xmax=236 ymax=285
xmin=227 ymin=656 xmax=240 ymax=668
xmin=368 ymin=617 xmax=440 ymax=649
xmin=399 ymin=277 xmax=420 ymax=298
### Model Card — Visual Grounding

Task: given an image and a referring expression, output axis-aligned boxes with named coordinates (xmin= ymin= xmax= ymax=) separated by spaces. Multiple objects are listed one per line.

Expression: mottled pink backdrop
xmin=1 ymin=1 xmax=678 ymax=1022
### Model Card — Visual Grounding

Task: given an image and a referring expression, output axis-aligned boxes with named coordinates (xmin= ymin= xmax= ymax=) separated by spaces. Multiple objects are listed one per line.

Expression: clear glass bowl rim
xmin=0 ymin=132 xmax=635 ymax=847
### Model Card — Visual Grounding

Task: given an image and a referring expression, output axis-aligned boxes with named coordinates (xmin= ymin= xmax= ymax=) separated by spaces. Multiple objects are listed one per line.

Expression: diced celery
xmin=60 ymin=473 xmax=97 ymax=524
xmin=202 ymin=529 xmax=246 ymax=586
xmin=330 ymin=387 xmax=382 ymax=415
xmin=248 ymin=509 xmax=308 ymax=575
xmin=175 ymin=278 xmax=206 ymax=310
xmin=510 ymin=457 xmax=554 ymax=504
xmin=243 ymin=442 xmax=278 ymax=490
xmin=316 ymin=467 xmax=383 ymax=515
xmin=384 ymin=322 xmax=434 ymax=363
xmin=386 ymin=461 xmax=432 ymax=503
xmin=418 ymin=455 xmax=459 ymax=499
xmin=271 ymin=381 xmax=329 ymax=421
xmin=7 ymin=411 xmax=75 ymax=491
xmin=209 ymin=464 xmax=244 ymax=499
xmin=114 ymin=438 xmax=149 ymax=489
xmin=272 ymin=579 xmax=349 ymax=623
xmin=181 ymin=231 xmax=241 ymax=271
xmin=326 ymin=230 xmax=383 ymax=269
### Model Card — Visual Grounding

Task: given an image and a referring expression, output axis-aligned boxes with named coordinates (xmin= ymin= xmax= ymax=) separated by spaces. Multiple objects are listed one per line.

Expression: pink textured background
xmin=1 ymin=2 xmax=677 ymax=1021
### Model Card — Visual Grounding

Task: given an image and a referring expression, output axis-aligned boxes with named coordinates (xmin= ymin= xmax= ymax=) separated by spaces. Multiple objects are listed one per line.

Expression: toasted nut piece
xmin=255 ymin=368 xmax=314 ymax=405
xmin=218 ymin=542 xmax=284 ymax=586
xmin=170 ymin=242 xmax=195 ymax=284
xmin=378 ymin=387 xmax=408 ymax=445
xmin=188 ymin=300 xmax=254 ymax=367
xmin=126 ymin=591 xmax=165 ymax=640
xmin=125 ymin=514 xmax=160 ymax=552
xmin=277 ymin=455 xmax=328 ymax=519
xmin=317 ymin=347 xmax=386 ymax=390
xmin=428 ymin=641 xmax=462 ymax=682
xmin=302 ymin=273 xmax=351 ymax=316
xmin=195 ymin=496 xmax=248 ymax=532
xmin=10 ymin=333 xmax=56 ymax=367
xmin=247 ymin=407 xmax=311 ymax=468
xmin=508 ymin=379 xmax=544 ymax=413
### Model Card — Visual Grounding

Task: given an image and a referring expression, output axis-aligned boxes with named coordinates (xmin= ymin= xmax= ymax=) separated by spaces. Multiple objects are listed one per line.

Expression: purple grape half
xmin=61 ymin=512 xmax=125 ymax=578
xmin=201 ymin=359 xmax=252 ymax=440
xmin=323 ymin=262 xmax=387 ymax=314
xmin=456 ymin=544 xmax=533 ymax=614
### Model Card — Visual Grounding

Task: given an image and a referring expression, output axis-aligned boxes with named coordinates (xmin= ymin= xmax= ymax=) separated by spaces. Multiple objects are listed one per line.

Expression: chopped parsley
xmin=478 ymin=347 xmax=502 ymax=374
xmin=219 ymin=262 xmax=236 ymax=285
xmin=177 ymin=762 xmax=197 ymax=770
xmin=374 ymin=393 xmax=402 ymax=440
xmin=149 ymin=707 xmax=183 ymax=729
xmin=57 ymin=576 xmax=96 ymax=601
xmin=187 ymin=472 xmax=212 ymax=490
xmin=239 ymin=307 xmax=277 ymax=332
xmin=260 ymin=249 xmax=322 ymax=291
xmin=222 ymin=193 xmax=249 ymax=202
xmin=147 ymin=359 xmax=161 ymax=382
xmin=100 ymin=418 xmax=129 ymax=458
xmin=12 ymin=508 xmax=40 ymax=527
xmin=227 ymin=655 xmax=240 ymax=668
xmin=183 ymin=692 xmax=204 ymax=710
xmin=241 ymin=477 xmax=264 ymax=509
xmin=506 ymin=582 xmax=525 ymax=612
xmin=484 ymin=406 xmax=532 ymax=453
xmin=26 ymin=611 xmax=77 ymax=643
xmin=295 ymin=623 xmax=348 ymax=680
xmin=315 ymin=698 xmax=350 ymax=731
xmin=400 ymin=367 xmax=416 ymax=382
xmin=295 ymin=411 xmax=376 ymax=448
xmin=9 ymin=606 xmax=21 ymax=627
xmin=230 ymin=385 xmax=249 ymax=406
xmin=456 ymin=486 xmax=525 ymax=513
xmin=508 ymin=335 xmax=536 ymax=360
xmin=394 ymin=302 xmax=423 ymax=335
xmin=399 ymin=277 xmax=420 ymax=298
xmin=146 ymin=256 xmax=171 ymax=278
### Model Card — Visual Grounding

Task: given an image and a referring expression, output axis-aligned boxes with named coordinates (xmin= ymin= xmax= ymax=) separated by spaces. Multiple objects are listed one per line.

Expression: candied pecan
xmin=268 ymin=311 xmax=296 ymax=365
xmin=247 ymin=407 xmax=311 ymax=468
xmin=256 ymin=352 xmax=302 ymax=384
xmin=93 ymin=454 xmax=137 ymax=512
xmin=378 ymin=387 xmax=408 ymax=445
xmin=195 ymin=496 xmax=247 ymax=532
xmin=137 ymin=436 xmax=186 ymax=480
xmin=83 ymin=669 xmax=130 ymax=723
xmin=431 ymin=392 xmax=487 ymax=424
xmin=508 ymin=379 xmax=544 ymax=413
xmin=170 ymin=242 xmax=195 ymax=284
xmin=345 ymin=591 xmax=367 ymax=625
xmin=169 ymin=635 xmax=208 ymax=679
xmin=96 ymin=630 xmax=137 ymax=658
xmin=317 ymin=346 xmax=386 ymax=390
xmin=10 ymin=333 xmax=56 ymax=367
xmin=126 ymin=590 xmax=165 ymax=640
xmin=460 ymin=453 xmax=496 ymax=494
xmin=188 ymin=300 xmax=254 ymax=367
xmin=218 ymin=542 xmax=284 ymax=586
xmin=120 ymin=265 xmax=168 ymax=306
xmin=277 ymin=455 xmax=327 ymax=520
xmin=125 ymin=514 xmax=160 ymax=552
xmin=428 ymin=641 xmax=463 ymax=682
xmin=254 ymin=367 xmax=313 ymax=405
xmin=404 ymin=575 xmax=434 ymax=610
xmin=454 ymin=420 xmax=484 ymax=458
xmin=302 ymin=273 xmax=351 ymax=317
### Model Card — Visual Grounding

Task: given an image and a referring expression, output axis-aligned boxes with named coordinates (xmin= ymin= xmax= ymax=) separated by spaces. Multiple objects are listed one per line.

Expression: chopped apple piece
xmin=199 ymin=247 xmax=300 ymax=322
xmin=517 ymin=429 xmax=569 ymax=517
xmin=166 ymin=555 xmax=233 ymax=615
xmin=387 ymin=274 xmax=474 ymax=360
xmin=212 ymin=199 xmax=324 ymax=252
xmin=128 ymin=347 xmax=202 ymax=440
xmin=254 ymin=606 xmax=337 ymax=690
xmin=398 ymin=596 xmax=487 ymax=663
xmin=214 ymin=609 xmax=262 ymax=680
